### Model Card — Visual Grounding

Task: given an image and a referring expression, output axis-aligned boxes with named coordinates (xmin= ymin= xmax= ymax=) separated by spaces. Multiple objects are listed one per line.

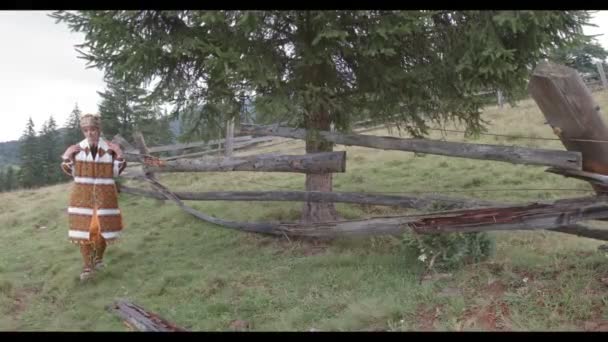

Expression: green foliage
xmin=38 ymin=116 xmax=64 ymax=185
xmin=0 ymin=140 xmax=20 ymax=167
xmin=547 ymin=33 xmax=608 ymax=77
xmin=50 ymin=10 xmax=593 ymax=139
xmin=98 ymin=77 xmax=174 ymax=146
xmin=4 ymin=167 xmax=16 ymax=191
xmin=402 ymin=232 xmax=495 ymax=271
xmin=18 ymin=118 xmax=42 ymax=189
xmin=16 ymin=115 xmax=67 ymax=191
xmin=63 ymin=103 xmax=82 ymax=146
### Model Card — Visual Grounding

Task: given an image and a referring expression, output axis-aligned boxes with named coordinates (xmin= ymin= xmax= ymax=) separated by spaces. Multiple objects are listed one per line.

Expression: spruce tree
xmin=63 ymin=103 xmax=82 ymax=147
xmin=39 ymin=116 xmax=63 ymax=185
xmin=18 ymin=118 xmax=42 ymax=188
xmin=52 ymin=10 xmax=593 ymax=222
xmin=98 ymin=77 xmax=173 ymax=145
xmin=0 ymin=169 xmax=5 ymax=192
xmin=5 ymin=166 xmax=16 ymax=191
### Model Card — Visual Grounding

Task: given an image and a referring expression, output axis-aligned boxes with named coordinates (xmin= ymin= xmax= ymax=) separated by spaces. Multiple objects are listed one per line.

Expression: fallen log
xmin=127 ymin=173 xmax=608 ymax=239
xmin=107 ymin=299 xmax=187 ymax=332
xmin=240 ymin=124 xmax=582 ymax=170
xmin=119 ymin=183 xmax=608 ymax=241
xmin=118 ymin=185 xmax=500 ymax=210
xmin=144 ymin=151 xmax=346 ymax=174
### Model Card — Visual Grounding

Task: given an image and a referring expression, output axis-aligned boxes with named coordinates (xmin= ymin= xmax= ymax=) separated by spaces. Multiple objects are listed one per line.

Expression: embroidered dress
xmin=61 ymin=138 xmax=126 ymax=245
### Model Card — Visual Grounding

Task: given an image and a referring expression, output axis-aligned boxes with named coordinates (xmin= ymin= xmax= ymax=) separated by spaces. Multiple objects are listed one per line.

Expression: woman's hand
xmin=107 ymin=142 xmax=124 ymax=159
xmin=62 ymin=144 xmax=81 ymax=160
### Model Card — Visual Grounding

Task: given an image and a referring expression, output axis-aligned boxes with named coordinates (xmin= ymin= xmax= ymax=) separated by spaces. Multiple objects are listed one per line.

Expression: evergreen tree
xmin=98 ymin=77 xmax=173 ymax=145
xmin=5 ymin=166 xmax=16 ymax=191
xmin=52 ymin=10 xmax=593 ymax=222
xmin=18 ymin=118 xmax=42 ymax=188
xmin=39 ymin=116 xmax=63 ymax=185
xmin=548 ymin=35 xmax=608 ymax=77
xmin=0 ymin=169 xmax=5 ymax=192
xmin=63 ymin=103 xmax=82 ymax=147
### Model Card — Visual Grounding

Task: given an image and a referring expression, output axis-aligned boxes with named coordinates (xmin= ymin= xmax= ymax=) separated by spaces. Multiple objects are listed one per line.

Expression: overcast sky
xmin=1 ymin=10 xmax=608 ymax=143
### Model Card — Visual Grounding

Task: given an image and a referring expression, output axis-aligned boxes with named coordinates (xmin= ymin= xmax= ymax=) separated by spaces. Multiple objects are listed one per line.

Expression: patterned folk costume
xmin=61 ymin=137 xmax=127 ymax=245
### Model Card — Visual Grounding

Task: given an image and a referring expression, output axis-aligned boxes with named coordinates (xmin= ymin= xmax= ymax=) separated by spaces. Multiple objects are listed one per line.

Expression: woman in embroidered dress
xmin=60 ymin=113 xmax=127 ymax=281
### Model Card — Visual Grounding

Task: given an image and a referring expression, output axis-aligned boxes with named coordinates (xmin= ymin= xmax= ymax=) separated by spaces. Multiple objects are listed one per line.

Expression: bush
xmin=402 ymin=231 xmax=494 ymax=271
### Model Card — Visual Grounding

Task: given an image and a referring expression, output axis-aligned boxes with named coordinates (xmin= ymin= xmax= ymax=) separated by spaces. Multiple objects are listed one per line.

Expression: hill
xmin=1 ymin=93 xmax=608 ymax=331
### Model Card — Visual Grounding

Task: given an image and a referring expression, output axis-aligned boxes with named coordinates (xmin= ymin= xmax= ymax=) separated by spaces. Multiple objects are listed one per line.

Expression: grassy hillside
xmin=1 ymin=93 xmax=608 ymax=331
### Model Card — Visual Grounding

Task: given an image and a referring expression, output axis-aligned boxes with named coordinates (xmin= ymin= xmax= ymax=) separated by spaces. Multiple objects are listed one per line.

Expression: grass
xmin=1 ymin=92 xmax=608 ymax=331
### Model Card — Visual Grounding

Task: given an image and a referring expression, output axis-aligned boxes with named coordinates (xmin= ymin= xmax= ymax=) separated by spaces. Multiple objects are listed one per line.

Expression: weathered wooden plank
xmin=119 ymin=182 xmax=608 ymax=241
xmin=129 ymin=173 xmax=608 ymax=238
xmin=118 ymin=185 xmax=500 ymax=210
xmin=550 ymin=223 xmax=608 ymax=241
xmin=107 ymin=299 xmax=187 ymax=332
xmin=240 ymin=124 xmax=582 ymax=170
xmin=545 ymin=167 xmax=608 ymax=186
xmin=529 ymin=61 xmax=608 ymax=192
xmin=162 ymin=136 xmax=275 ymax=161
xmin=144 ymin=151 xmax=346 ymax=174
xmin=147 ymin=135 xmax=253 ymax=153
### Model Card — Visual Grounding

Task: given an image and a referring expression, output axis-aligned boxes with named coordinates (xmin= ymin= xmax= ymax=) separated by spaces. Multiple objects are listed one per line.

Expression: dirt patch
xmin=580 ymin=304 xmax=608 ymax=331
xmin=416 ymin=304 xmax=444 ymax=331
xmin=459 ymin=301 xmax=512 ymax=331
xmin=228 ymin=319 xmax=251 ymax=331
xmin=583 ymin=320 xmax=608 ymax=331
xmin=457 ymin=280 xmax=512 ymax=331
xmin=8 ymin=286 xmax=40 ymax=319
xmin=484 ymin=280 xmax=506 ymax=299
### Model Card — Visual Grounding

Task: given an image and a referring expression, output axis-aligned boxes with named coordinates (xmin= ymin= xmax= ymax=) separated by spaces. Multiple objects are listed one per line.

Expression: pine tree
xmin=52 ymin=10 xmax=593 ymax=223
xmin=39 ymin=116 xmax=63 ymax=185
xmin=18 ymin=118 xmax=42 ymax=188
xmin=0 ymin=169 xmax=5 ymax=192
xmin=98 ymin=77 xmax=173 ymax=145
xmin=5 ymin=166 xmax=16 ymax=191
xmin=63 ymin=103 xmax=82 ymax=147
xmin=548 ymin=35 xmax=608 ymax=77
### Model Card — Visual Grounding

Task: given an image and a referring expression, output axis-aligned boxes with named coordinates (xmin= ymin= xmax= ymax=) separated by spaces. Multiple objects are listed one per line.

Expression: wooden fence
xmin=114 ymin=62 xmax=608 ymax=242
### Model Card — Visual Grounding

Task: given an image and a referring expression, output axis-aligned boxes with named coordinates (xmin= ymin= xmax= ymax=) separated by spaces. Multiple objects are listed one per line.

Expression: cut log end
xmin=532 ymin=61 xmax=576 ymax=78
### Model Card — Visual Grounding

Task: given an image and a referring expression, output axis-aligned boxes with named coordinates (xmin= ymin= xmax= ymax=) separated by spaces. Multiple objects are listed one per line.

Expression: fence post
xmin=225 ymin=118 xmax=234 ymax=157
xmin=597 ymin=61 xmax=608 ymax=90
xmin=496 ymin=90 xmax=504 ymax=109
xmin=132 ymin=131 xmax=156 ymax=180
xmin=529 ymin=61 xmax=608 ymax=194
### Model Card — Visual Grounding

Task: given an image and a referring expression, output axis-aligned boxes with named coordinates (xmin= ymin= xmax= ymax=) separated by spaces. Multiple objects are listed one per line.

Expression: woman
xmin=60 ymin=113 xmax=127 ymax=281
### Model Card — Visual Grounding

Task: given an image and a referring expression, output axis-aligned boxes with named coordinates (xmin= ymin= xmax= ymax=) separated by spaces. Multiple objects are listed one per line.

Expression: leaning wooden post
xmin=597 ymin=61 xmax=608 ymax=90
xmin=132 ymin=131 xmax=156 ymax=180
xmin=529 ymin=61 xmax=608 ymax=194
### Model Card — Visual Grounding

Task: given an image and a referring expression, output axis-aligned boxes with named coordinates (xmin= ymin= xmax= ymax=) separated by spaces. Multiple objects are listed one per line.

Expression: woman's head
xmin=80 ymin=113 xmax=101 ymax=146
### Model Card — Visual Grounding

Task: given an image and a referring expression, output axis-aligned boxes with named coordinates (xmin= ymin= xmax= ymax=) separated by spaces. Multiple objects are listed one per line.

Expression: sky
xmin=1 ymin=11 xmax=608 ymax=143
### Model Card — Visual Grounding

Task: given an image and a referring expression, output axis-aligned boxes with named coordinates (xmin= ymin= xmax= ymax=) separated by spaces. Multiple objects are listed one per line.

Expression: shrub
xmin=402 ymin=231 xmax=494 ymax=271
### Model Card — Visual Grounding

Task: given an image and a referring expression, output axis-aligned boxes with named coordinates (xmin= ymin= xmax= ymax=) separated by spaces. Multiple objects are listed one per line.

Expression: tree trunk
xmin=302 ymin=110 xmax=340 ymax=223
